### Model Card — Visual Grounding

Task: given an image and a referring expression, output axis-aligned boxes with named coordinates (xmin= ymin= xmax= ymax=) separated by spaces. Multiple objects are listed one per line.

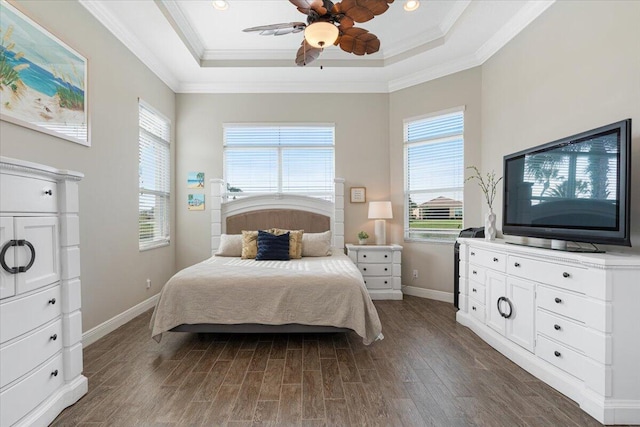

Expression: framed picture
xmin=350 ymin=187 xmax=366 ymax=203
xmin=187 ymin=171 xmax=205 ymax=189
xmin=188 ymin=194 xmax=205 ymax=211
xmin=0 ymin=1 xmax=89 ymax=146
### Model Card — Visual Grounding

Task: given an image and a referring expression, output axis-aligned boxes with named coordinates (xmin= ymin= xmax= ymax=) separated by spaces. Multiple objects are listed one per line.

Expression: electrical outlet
xmin=413 ymin=269 xmax=418 ymax=279
xmin=146 ymin=279 xmax=151 ymax=289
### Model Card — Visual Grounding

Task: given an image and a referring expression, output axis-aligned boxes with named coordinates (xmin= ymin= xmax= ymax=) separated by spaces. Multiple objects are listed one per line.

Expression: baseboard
xmin=402 ymin=285 xmax=454 ymax=303
xmin=82 ymin=293 xmax=159 ymax=347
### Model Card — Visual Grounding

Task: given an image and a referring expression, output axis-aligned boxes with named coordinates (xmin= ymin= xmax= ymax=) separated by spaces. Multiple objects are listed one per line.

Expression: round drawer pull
xmin=493 ymin=257 xmax=499 ymax=262
xmin=472 ymin=270 xmax=477 ymax=275
xmin=51 ymin=369 xmax=59 ymax=377
xmin=384 ymin=281 xmax=388 ymax=284
xmin=554 ymin=297 xmax=562 ymax=304
xmin=44 ymin=189 xmax=53 ymax=196
xmin=562 ymin=272 xmax=570 ymax=278
xmin=554 ymin=324 xmax=561 ymax=331
xmin=363 ymin=268 xmax=367 ymax=271
xmin=49 ymin=298 xmax=56 ymax=305
xmin=384 ymin=268 xmax=388 ymax=271
xmin=514 ymin=262 xmax=520 ymax=267
xmin=472 ymin=288 xmax=477 ymax=293
xmin=50 ymin=334 xmax=58 ymax=341
xmin=472 ymin=306 xmax=476 ymax=311
xmin=470 ymin=251 xmax=475 ymax=256
xmin=384 ymin=255 xmax=388 ymax=258
xmin=554 ymin=351 xmax=561 ymax=358
xmin=364 ymin=280 xmax=367 ymax=284
xmin=363 ymin=255 xmax=366 ymax=258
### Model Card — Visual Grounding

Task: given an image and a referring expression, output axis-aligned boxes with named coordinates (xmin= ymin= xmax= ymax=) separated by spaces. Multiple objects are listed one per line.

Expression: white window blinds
xmin=224 ymin=125 xmax=335 ymax=199
xmin=404 ymin=109 xmax=464 ymax=241
xmin=139 ymin=101 xmax=170 ymax=250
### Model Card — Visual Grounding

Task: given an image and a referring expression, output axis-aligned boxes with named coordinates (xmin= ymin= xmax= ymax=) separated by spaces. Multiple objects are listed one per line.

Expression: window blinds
xmin=404 ymin=110 xmax=464 ymax=241
xmin=224 ymin=125 xmax=335 ymax=199
xmin=139 ymin=102 xmax=170 ymax=250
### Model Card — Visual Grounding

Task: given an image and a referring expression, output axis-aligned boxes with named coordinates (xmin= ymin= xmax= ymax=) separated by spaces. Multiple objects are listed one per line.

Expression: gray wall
xmin=0 ymin=1 xmax=176 ymax=331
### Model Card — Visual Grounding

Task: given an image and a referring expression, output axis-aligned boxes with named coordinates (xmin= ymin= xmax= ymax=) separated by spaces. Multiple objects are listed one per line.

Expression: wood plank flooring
xmin=52 ymin=296 xmax=615 ymax=426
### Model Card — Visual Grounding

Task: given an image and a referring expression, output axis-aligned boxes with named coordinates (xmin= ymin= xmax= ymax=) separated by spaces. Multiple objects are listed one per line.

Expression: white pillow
xmin=215 ymin=234 xmax=243 ymax=257
xmin=302 ymin=230 xmax=332 ymax=257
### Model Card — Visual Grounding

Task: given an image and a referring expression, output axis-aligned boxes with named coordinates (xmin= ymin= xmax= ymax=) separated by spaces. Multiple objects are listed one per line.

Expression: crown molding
xmin=388 ymin=53 xmax=482 ymax=93
xmin=439 ymin=0 xmax=472 ymax=35
xmin=176 ymin=79 xmax=389 ymax=94
xmin=155 ymin=0 xmax=205 ymax=62
xmin=79 ymin=0 xmax=179 ymax=92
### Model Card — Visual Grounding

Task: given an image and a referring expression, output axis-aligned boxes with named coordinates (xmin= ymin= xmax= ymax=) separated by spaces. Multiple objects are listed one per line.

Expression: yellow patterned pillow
xmin=241 ymin=230 xmax=259 ymax=259
xmin=268 ymin=228 xmax=304 ymax=259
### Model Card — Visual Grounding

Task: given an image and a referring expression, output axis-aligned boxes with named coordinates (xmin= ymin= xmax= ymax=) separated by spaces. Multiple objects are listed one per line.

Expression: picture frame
xmin=187 ymin=171 xmax=205 ymax=189
xmin=350 ymin=187 xmax=366 ymax=203
xmin=0 ymin=1 xmax=89 ymax=146
xmin=187 ymin=194 xmax=205 ymax=211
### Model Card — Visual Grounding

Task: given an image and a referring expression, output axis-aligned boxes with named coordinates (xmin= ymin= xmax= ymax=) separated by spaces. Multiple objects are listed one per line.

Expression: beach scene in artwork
xmin=188 ymin=194 xmax=205 ymax=211
xmin=0 ymin=3 xmax=87 ymax=143
xmin=187 ymin=171 xmax=205 ymax=189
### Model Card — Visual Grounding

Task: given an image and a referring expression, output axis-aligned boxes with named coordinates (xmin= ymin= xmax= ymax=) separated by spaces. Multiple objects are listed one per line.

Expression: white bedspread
xmin=150 ymin=251 xmax=383 ymax=344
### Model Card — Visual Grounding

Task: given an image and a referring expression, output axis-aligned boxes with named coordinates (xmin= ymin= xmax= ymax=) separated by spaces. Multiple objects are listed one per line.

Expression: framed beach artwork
xmin=187 ymin=171 xmax=205 ymax=189
xmin=0 ymin=1 xmax=89 ymax=146
xmin=188 ymin=194 xmax=205 ymax=211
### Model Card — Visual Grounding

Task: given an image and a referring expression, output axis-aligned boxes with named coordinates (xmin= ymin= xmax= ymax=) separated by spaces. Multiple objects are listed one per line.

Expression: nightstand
xmin=346 ymin=244 xmax=403 ymax=300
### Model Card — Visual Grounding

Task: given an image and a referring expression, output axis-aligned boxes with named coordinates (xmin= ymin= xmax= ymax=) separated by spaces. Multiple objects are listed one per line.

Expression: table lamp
xmin=368 ymin=201 xmax=393 ymax=245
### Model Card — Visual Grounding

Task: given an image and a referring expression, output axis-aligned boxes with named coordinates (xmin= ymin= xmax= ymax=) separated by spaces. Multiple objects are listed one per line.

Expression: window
xmin=138 ymin=101 xmax=170 ymax=250
xmin=223 ymin=124 xmax=335 ymax=199
xmin=404 ymin=108 xmax=464 ymax=241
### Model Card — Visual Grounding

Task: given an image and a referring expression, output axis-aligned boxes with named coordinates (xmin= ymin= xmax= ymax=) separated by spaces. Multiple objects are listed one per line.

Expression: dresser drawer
xmin=508 ymin=255 xmax=588 ymax=294
xmin=536 ymin=309 xmax=585 ymax=354
xmin=358 ymin=264 xmax=391 ymax=277
xmin=0 ymin=353 xmax=64 ymax=427
xmin=468 ymin=248 xmax=506 ymax=272
xmin=469 ymin=301 xmax=485 ymax=323
xmin=468 ymin=264 xmax=486 ymax=283
xmin=0 ymin=174 xmax=57 ymax=213
xmin=536 ymin=334 xmax=584 ymax=380
xmin=537 ymin=285 xmax=587 ymax=323
xmin=469 ymin=282 xmax=486 ymax=304
xmin=0 ymin=285 xmax=61 ymax=344
xmin=357 ymin=250 xmax=392 ymax=263
xmin=0 ymin=319 xmax=63 ymax=388
xmin=363 ymin=277 xmax=392 ymax=290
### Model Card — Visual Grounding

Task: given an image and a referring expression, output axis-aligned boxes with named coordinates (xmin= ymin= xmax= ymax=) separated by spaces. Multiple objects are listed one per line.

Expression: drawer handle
xmin=50 ymin=334 xmax=58 ymax=341
xmin=562 ymin=272 xmax=570 ymax=278
xmin=554 ymin=351 xmax=561 ymax=358
xmin=363 ymin=268 xmax=367 ymax=271
xmin=493 ymin=257 xmax=499 ymax=262
xmin=51 ymin=369 xmax=59 ymax=377
xmin=0 ymin=239 xmax=36 ymax=274
xmin=514 ymin=262 xmax=520 ymax=267
xmin=497 ymin=296 xmax=513 ymax=319
xmin=384 ymin=281 xmax=388 ymax=284
xmin=554 ymin=297 xmax=562 ymax=304
xmin=49 ymin=298 xmax=56 ymax=305
xmin=384 ymin=268 xmax=388 ymax=271
xmin=472 ymin=306 xmax=476 ymax=311
xmin=384 ymin=255 xmax=388 ymax=258
xmin=554 ymin=324 xmax=561 ymax=331
xmin=472 ymin=270 xmax=477 ymax=275
xmin=472 ymin=288 xmax=477 ymax=292
xmin=363 ymin=255 xmax=366 ymax=258
xmin=470 ymin=251 xmax=475 ymax=256
xmin=44 ymin=189 xmax=53 ymax=196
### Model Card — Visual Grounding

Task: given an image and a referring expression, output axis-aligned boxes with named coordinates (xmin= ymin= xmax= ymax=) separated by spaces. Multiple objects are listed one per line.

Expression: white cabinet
xmin=345 ymin=244 xmax=402 ymax=300
xmin=456 ymin=238 xmax=640 ymax=425
xmin=0 ymin=157 xmax=87 ymax=427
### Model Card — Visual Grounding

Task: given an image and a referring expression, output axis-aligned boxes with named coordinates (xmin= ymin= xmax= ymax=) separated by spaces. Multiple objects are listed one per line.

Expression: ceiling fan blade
xmin=338 ymin=27 xmax=380 ymax=55
xmin=295 ymin=40 xmax=323 ymax=66
xmin=336 ymin=15 xmax=354 ymax=31
xmin=243 ymin=22 xmax=306 ymax=35
xmin=289 ymin=0 xmax=328 ymax=16
xmin=334 ymin=0 xmax=394 ymax=23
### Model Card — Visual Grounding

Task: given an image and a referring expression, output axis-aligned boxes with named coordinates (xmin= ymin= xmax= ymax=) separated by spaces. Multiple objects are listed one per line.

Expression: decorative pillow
xmin=256 ymin=230 xmax=290 ymax=261
xmin=215 ymin=234 xmax=242 ymax=257
xmin=241 ymin=230 xmax=259 ymax=259
xmin=268 ymin=228 xmax=304 ymax=259
xmin=302 ymin=230 xmax=332 ymax=257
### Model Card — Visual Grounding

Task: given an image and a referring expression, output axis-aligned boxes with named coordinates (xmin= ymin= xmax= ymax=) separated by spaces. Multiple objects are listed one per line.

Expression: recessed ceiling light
xmin=404 ymin=0 xmax=420 ymax=12
xmin=212 ymin=1 xmax=229 ymax=11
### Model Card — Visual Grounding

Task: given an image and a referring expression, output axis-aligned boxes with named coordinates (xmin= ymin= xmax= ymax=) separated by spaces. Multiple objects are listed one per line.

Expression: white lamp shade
xmin=304 ymin=22 xmax=339 ymax=48
xmin=368 ymin=201 xmax=393 ymax=219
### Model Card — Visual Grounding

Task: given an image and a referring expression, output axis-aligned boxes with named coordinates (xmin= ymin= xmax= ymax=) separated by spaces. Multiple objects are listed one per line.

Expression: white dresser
xmin=0 ymin=157 xmax=87 ymax=426
xmin=457 ymin=238 xmax=640 ymax=425
xmin=346 ymin=244 xmax=402 ymax=300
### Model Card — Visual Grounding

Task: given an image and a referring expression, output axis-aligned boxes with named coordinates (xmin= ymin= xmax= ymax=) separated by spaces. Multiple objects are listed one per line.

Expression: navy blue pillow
xmin=256 ymin=230 xmax=290 ymax=261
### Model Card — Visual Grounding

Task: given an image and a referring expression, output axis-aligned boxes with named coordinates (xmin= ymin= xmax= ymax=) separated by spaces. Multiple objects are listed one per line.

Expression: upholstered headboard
xmin=209 ymin=179 xmax=345 ymax=255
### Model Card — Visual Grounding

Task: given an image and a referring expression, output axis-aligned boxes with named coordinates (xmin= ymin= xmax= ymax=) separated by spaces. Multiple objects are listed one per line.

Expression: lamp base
xmin=374 ymin=219 xmax=386 ymax=245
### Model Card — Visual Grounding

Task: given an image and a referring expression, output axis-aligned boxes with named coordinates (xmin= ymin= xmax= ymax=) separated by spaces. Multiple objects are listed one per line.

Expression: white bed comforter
xmin=150 ymin=252 xmax=383 ymax=344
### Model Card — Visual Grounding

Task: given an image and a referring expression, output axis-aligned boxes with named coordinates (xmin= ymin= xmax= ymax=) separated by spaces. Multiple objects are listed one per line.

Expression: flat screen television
xmin=503 ymin=119 xmax=632 ymax=248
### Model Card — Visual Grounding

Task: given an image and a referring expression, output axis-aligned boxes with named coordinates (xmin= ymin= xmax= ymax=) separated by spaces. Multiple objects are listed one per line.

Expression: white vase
xmin=485 ymin=210 xmax=497 ymax=241
xmin=358 ymin=238 xmax=368 ymax=245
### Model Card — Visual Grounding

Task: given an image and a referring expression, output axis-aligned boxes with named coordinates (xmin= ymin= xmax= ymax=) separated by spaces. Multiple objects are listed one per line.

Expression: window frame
xmin=403 ymin=106 xmax=465 ymax=243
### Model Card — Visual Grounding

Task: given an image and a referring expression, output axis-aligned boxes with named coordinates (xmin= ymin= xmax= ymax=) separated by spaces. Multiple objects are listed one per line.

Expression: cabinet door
xmin=0 ymin=217 xmax=16 ymax=299
xmin=485 ymin=270 xmax=507 ymax=334
xmin=505 ymin=277 xmax=535 ymax=352
xmin=15 ymin=217 xmax=59 ymax=294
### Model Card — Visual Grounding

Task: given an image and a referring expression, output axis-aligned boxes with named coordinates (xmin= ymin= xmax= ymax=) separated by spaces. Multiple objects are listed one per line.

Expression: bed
xmin=150 ymin=178 xmax=383 ymax=344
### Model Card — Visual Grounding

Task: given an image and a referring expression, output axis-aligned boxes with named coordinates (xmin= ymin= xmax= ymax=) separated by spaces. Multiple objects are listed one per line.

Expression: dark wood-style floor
xmin=52 ymin=296 xmax=613 ymax=427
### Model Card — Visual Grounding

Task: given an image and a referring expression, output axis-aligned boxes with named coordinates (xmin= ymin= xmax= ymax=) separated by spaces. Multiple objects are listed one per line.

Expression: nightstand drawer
xmin=357 ymin=250 xmax=392 ymax=263
xmin=358 ymin=264 xmax=391 ymax=277
xmin=362 ymin=277 xmax=392 ymax=289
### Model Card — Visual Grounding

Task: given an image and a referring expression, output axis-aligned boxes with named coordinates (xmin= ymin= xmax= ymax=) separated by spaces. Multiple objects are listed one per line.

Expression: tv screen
xmin=503 ymin=119 xmax=631 ymax=247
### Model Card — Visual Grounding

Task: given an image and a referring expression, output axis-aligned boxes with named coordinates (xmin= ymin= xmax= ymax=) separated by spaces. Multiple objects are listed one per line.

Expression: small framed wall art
xmin=350 ymin=187 xmax=366 ymax=203
xmin=187 ymin=194 xmax=205 ymax=211
xmin=187 ymin=171 xmax=205 ymax=188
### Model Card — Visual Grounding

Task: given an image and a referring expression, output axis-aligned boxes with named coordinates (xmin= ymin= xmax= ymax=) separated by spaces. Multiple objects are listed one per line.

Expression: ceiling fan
xmin=242 ymin=0 xmax=394 ymax=66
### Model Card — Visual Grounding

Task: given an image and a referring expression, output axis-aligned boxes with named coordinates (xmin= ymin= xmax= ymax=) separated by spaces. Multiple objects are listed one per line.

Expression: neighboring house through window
xmin=404 ymin=108 xmax=464 ymax=241
xmin=138 ymin=100 xmax=170 ymax=250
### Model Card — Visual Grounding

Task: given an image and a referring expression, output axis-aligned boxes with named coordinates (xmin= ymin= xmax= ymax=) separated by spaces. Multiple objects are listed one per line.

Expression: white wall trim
xmin=82 ymin=294 xmax=160 ymax=347
xmin=402 ymin=285 xmax=454 ymax=303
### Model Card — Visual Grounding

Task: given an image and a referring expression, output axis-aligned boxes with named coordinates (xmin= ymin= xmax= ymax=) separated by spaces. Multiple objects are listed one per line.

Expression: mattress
xmin=150 ymin=251 xmax=383 ymax=344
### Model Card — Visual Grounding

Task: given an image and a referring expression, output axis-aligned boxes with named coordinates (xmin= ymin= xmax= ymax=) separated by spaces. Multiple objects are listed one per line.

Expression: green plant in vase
xmin=357 ymin=231 xmax=369 ymax=245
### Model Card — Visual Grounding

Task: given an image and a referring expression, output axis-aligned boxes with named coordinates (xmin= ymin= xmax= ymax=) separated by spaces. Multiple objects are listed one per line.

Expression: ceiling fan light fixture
xmin=212 ymin=0 xmax=229 ymax=11
xmin=404 ymin=0 xmax=420 ymax=12
xmin=304 ymin=22 xmax=339 ymax=48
